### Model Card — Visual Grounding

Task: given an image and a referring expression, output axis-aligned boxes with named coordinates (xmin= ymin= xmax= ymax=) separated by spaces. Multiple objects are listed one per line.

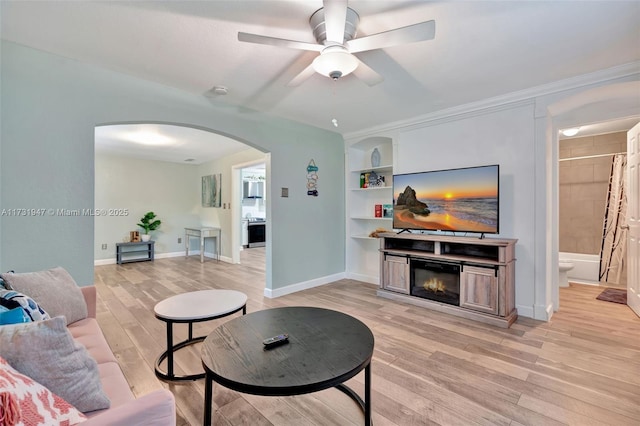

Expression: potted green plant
xmin=137 ymin=211 xmax=161 ymax=242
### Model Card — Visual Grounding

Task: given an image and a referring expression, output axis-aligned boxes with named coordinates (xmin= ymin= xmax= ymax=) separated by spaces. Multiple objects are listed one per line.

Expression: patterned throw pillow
xmin=0 ymin=307 xmax=28 ymax=325
xmin=0 ymin=356 xmax=87 ymax=425
xmin=0 ymin=290 xmax=50 ymax=322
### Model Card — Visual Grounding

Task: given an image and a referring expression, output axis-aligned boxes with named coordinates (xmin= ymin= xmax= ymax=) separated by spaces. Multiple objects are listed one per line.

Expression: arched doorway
xmin=546 ymin=81 xmax=640 ymax=312
xmin=94 ymin=122 xmax=268 ymax=286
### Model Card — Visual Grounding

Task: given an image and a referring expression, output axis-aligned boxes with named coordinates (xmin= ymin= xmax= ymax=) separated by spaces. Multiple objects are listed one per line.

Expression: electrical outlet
xmin=101 ymin=244 xmax=107 ymax=250
xmin=178 ymin=237 xmax=182 ymax=244
xmin=281 ymin=187 xmax=289 ymax=197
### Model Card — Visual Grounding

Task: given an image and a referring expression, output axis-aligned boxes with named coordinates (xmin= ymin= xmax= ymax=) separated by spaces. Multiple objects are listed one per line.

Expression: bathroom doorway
xmin=547 ymin=81 xmax=640 ymax=318
xmin=558 ymin=118 xmax=637 ymax=289
xmin=557 ymin=119 xmax=636 ymax=289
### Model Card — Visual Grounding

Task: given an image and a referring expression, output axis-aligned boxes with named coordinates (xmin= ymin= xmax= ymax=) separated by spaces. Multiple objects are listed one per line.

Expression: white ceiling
xmin=558 ymin=116 xmax=640 ymax=140
xmin=2 ymin=1 xmax=640 ymax=159
xmin=94 ymin=124 xmax=252 ymax=164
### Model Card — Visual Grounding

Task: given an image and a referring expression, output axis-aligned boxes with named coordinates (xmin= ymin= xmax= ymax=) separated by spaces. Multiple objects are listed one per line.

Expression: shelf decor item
xmin=371 ymin=148 xmax=381 ymax=168
xmin=137 ymin=211 xmax=161 ymax=242
xmin=368 ymin=171 xmax=378 ymax=187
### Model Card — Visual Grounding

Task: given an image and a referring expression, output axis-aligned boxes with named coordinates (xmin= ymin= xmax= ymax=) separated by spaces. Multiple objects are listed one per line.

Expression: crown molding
xmin=344 ymin=61 xmax=640 ymax=142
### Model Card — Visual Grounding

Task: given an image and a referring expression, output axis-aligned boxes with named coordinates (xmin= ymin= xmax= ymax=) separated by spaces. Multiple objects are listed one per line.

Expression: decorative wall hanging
xmin=307 ymin=160 xmax=318 ymax=196
xmin=202 ymin=173 xmax=222 ymax=207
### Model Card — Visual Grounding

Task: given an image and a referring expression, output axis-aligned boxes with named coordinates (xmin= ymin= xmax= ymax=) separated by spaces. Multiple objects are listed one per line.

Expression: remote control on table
xmin=263 ymin=333 xmax=289 ymax=349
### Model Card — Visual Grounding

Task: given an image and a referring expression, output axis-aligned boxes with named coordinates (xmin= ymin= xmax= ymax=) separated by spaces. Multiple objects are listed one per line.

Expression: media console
xmin=378 ymin=232 xmax=517 ymax=328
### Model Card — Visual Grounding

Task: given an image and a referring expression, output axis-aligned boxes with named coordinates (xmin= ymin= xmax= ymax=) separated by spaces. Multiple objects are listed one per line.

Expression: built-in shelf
xmin=351 ymin=235 xmax=379 ymax=240
xmin=350 ymin=165 xmax=393 ymax=174
xmin=346 ymin=136 xmax=395 ymax=284
xmin=351 ymin=216 xmax=392 ymax=220
xmin=349 ymin=186 xmax=392 ymax=192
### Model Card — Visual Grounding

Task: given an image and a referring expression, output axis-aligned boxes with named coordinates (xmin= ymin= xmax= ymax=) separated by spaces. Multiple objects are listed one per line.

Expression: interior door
xmin=627 ymin=122 xmax=640 ymax=317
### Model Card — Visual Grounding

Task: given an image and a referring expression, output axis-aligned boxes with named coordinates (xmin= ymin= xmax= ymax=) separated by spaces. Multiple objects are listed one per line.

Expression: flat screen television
xmin=392 ymin=164 xmax=499 ymax=234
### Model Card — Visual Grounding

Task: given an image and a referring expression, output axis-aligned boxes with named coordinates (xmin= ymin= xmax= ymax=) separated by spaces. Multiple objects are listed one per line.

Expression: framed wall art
xmin=202 ymin=173 xmax=222 ymax=207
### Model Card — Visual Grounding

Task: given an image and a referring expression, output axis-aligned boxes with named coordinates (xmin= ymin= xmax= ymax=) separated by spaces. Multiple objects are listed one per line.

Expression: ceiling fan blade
xmin=347 ymin=20 xmax=435 ymax=53
xmin=352 ymin=59 xmax=384 ymax=86
xmin=323 ymin=0 xmax=348 ymax=44
xmin=238 ymin=32 xmax=323 ymax=52
xmin=287 ymin=62 xmax=317 ymax=87
xmin=243 ymin=52 xmax=318 ymax=111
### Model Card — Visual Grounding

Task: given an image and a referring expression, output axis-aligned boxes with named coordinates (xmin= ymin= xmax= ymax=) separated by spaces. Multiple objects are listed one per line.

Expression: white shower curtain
xmin=599 ymin=154 xmax=627 ymax=284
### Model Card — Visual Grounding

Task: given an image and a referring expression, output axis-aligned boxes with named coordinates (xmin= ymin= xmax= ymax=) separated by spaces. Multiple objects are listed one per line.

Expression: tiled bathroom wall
xmin=559 ymin=131 xmax=626 ymax=254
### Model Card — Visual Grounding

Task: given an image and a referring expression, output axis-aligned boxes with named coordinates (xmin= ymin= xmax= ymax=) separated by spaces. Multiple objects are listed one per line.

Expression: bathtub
xmin=559 ymin=252 xmax=600 ymax=285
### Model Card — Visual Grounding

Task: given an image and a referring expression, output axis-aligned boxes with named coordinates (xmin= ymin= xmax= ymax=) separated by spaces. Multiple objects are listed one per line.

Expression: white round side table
xmin=154 ymin=289 xmax=247 ymax=381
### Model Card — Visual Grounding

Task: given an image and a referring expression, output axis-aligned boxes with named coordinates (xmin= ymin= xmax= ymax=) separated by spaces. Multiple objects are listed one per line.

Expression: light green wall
xmin=94 ymin=153 xmax=201 ymax=260
xmin=0 ymin=41 xmax=345 ymax=288
xmin=95 ymin=147 xmax=266 ymax=262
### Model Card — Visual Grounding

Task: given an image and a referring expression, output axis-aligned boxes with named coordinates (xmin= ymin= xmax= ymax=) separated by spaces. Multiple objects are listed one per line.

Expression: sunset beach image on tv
xmin=392 ymin=165 xmax=499 ymax=234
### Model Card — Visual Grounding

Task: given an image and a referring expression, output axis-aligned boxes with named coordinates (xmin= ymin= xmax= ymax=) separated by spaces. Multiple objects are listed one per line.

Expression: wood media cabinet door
xmin=382 ymin=255 xmax=410 ymax=294
xmin=460 ymin=265 xmax=498 ymax=315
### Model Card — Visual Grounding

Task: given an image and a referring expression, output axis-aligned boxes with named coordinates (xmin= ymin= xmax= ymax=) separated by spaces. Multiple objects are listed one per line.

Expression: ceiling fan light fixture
xmin=123 ymin=131 xmax=176 ymax=146
xmin=312 ymin=47 xmax=358 ymax=79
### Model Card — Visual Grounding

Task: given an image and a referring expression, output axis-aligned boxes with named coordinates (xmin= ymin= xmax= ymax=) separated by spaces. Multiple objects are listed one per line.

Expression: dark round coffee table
xmin=201 ymin=306 xmax=374 ymax=425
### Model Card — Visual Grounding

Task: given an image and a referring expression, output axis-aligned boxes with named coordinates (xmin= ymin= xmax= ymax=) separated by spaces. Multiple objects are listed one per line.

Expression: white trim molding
xmin=94 ymin=250 xmax=232 ymax=266
xmin=346 ymin=272 xmax=379 ymax=285
xmin=264 ymin=272 xmax=347 ymax=298
xmin=344 ymin=61 xmax=640 ymax=141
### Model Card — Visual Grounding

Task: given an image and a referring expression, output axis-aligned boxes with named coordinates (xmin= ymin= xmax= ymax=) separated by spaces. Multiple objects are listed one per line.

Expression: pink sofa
xmin=69 ymin=286 xmax=175 ymax=424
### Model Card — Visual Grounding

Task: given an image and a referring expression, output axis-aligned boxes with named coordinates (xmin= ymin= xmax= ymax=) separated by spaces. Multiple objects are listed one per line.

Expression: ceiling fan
xmin=238 ymin=0 xmax=435 ymax=87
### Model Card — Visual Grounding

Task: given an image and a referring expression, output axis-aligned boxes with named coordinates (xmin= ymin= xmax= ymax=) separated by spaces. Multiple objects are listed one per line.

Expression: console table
xmin=116 ymin=241 xmax=155 ymax=265
xmin=378 ymin=233 xmax=517 ymax=328
xmin=185 ymin=227 xmax=221 ymax=263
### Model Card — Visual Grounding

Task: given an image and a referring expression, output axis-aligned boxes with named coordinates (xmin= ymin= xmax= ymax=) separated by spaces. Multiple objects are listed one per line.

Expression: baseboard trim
xmin=264 ymin=272 xmax=346 ymax=298
xmin=567 ymin=279 xmax=599 ymax=286
xmin=530 ymin=302 xmax=554 ymax=321
xmin=156 ymin=251 xmax=191 ymax=260
xmin=545 ymin=303 xmax=554 ymax=321
xmin=516 ymin=304 xmax=535 ymax=319
xmin=345 ymin=272 xmax=379 ymax=285
xmin=94 ymin=250 xmax=230 ymax=266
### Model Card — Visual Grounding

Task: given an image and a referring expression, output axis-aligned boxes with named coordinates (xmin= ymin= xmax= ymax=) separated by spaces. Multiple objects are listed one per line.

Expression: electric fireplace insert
xmin=410 ymin=259 xmax=460 ymax=306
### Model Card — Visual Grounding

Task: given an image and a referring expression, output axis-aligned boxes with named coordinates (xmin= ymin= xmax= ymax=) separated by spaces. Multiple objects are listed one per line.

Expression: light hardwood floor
xmin=93 ymin=249 xmax=640 ymax=426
